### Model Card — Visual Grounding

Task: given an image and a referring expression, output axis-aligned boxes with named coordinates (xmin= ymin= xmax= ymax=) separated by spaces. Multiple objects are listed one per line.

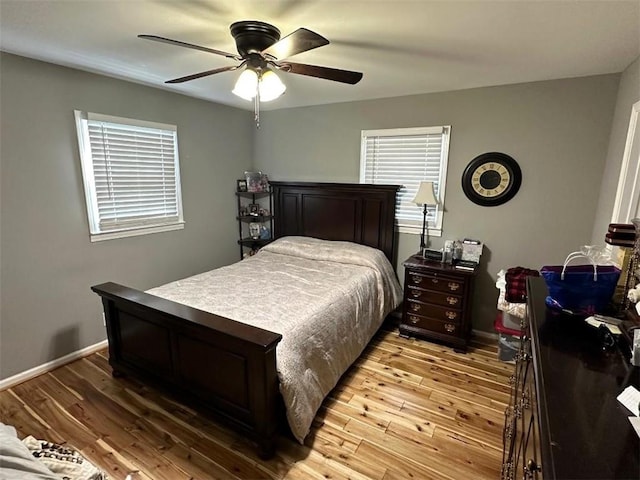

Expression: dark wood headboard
xmin=270 ymin=181 xmax=400 ymax=263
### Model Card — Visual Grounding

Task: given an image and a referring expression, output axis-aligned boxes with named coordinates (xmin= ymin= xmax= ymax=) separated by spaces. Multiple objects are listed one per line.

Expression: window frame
xmin=359 ymin=126 xmax=451 ymax=236
xmin=74 ymin=110 xmax=185 ymax=242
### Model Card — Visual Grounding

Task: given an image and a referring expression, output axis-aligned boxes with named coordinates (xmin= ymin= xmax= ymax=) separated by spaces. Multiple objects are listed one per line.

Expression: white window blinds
xmin=360 ymin=126 xmax=450 ymax=234
xmin=75 ymin=111 xmax=184 ymax=241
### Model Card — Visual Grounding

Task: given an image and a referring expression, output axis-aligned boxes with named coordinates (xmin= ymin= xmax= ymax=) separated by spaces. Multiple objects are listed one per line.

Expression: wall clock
xmin=461 ymin=152 xmax=522 ymax=206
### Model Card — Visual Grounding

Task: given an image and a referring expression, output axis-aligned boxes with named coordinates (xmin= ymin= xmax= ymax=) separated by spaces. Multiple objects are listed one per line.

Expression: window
xmin=74 ymin=111 xmax=184 ymax=242
xmin=360 ymin=126 xmax=450 ymax=235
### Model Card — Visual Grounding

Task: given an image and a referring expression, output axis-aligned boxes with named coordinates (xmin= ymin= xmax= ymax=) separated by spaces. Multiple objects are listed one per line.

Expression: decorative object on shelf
xmin=412 ymin=181 xmax=439 ymax=255
xmin=260 ymin=225 xmax=271 ymax=239
xmin=245 ymin=171 xmax=263 ymax=192
xmin=461 ymin=152 xmax=522 ymax=206
xmin=237 ymin=179 xmax=248 ymax=192
xmin=239 ymin=206 xmax=249 ymax=217
xmin=249 ymin=222 xmax=261 ymax=239
xmin=259 ymin=208 xmax=269 ymax=216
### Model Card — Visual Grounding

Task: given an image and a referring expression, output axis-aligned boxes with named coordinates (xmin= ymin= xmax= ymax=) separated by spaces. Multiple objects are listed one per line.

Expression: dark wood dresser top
xmin=527 ymin=277 xmax=640 ymax=480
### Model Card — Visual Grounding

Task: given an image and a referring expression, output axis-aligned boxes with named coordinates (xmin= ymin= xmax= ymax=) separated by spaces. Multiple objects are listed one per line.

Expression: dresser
xmin=400 ymin=254 xmax=477 ymax=352
xmin=502 ymin=276 xmax=640 ymax=480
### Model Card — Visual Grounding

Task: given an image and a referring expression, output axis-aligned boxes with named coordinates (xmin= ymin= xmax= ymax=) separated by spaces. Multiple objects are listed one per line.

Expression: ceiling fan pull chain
xmin=254 ymin=88 xmax=260 ymax=128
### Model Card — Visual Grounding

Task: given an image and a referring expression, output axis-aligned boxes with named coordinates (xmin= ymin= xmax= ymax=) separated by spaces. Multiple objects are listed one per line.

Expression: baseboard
xmin=0 ymin=339 xmax=108 ymax=391
xmin=472 ymin=329 xmax=498 ymax=340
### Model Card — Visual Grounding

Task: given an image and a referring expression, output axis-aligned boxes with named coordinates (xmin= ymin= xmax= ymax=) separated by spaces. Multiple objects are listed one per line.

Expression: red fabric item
xmin=494 ymin=312 xmax=521 ymax=336
xmin=505 ymin=266 xmax=540 ymax=303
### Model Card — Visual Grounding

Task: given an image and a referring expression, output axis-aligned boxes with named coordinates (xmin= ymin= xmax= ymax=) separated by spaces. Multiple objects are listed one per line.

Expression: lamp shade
xmin=259 ymin=70 xmax=286 ymax=102
xmin=232 ymin=69 xmax=259 ymax=100
xmin=412 ymin=181 xmax=438 ymax=206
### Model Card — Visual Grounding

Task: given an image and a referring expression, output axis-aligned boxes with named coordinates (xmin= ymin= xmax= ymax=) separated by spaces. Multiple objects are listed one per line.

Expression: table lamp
xmin=412 ymin=181 xmax=438 ymax=253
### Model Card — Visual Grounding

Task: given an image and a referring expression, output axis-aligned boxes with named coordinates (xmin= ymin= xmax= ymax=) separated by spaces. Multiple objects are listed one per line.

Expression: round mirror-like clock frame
xmin=461 ymin=152 xmax=522 ymax=206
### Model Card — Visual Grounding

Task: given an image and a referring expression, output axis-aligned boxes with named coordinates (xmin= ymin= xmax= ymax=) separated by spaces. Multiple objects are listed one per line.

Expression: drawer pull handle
xmin=444 ymin=323 xmax=456 ymax=333
xmin=446 ymin=296 xmax=459 ymax=305
xmin=411 ymin=290 xmax=421 ymax=298
xmin=447 ymin=282 xmax=460 ymax=291
xmin=411 ymin=275 xmax=423 ymax=284
xmin=409 ymin=315 xmax=420 ymax=324
xmin=431 ymin=278 xmax=439 ymax=284
xmin=445 ymin=311 xmax=458 ymax=320
xmin=410 ymin=303 xmax=422 ymax=312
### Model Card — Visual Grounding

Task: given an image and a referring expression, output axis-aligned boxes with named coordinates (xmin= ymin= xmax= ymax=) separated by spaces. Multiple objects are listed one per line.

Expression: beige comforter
xmin=148 ymin=236 xmax=402 ymax=442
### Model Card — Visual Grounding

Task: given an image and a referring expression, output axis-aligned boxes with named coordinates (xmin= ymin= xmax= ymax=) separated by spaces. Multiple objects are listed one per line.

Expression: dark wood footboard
xmin=91 ymin=282 xmax=283 ymax=458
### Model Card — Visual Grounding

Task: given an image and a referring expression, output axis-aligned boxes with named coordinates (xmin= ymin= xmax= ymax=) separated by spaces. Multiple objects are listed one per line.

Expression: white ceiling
xmin=1 ymin=0 xmax=639 ymax=111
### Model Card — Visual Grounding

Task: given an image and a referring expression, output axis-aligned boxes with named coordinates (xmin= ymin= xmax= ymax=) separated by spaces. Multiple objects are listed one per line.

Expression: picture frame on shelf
xmin=248 ymin=203 xmax=260 ymax=215
xmin=237 ymin=179 xmax=247 ymax=192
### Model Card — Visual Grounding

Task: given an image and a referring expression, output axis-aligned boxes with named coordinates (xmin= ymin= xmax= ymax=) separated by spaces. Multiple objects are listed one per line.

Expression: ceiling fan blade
xmin=262 ymin=28 xmax=329 ymax=60
xmin=139 ymin=34 xmax=241 ymax=60
xmin=280 ymin=62 xmax=363 ymax=85
xmin=165 ymin=65 xmax=239 ymax=84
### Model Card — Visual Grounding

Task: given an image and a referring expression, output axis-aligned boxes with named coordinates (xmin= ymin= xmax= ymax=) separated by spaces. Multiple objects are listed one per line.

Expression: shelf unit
xmin=236 ymin=187 xmax=273 ymax=260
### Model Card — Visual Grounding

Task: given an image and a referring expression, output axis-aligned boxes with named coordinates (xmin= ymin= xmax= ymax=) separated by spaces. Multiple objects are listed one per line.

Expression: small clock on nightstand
xmin=400 ymin=254 xmax=478 ymax=352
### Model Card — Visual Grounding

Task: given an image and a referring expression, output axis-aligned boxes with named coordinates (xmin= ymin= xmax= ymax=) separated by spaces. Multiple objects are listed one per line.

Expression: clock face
xmin=462 ymin=153 xmax=521 ymax=206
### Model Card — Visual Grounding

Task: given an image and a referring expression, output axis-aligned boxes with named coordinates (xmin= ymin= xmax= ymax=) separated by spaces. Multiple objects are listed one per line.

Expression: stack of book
xmin=455 ymin=260 xmax=477 ymax=271
xmin=605 ymin=223 xmax=636 ymax=247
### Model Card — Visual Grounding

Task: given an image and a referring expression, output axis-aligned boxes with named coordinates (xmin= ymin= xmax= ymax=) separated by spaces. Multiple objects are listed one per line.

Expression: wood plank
xmin=0 ymin=327 xmax=509 ymax=480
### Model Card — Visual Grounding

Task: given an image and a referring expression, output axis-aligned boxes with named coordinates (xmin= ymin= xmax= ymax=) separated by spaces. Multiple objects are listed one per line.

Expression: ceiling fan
xmin=139 ymin=20 xmax=363 ymax=104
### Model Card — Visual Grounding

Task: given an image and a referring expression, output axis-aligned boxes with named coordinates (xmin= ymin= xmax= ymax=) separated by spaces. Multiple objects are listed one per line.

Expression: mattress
xmin=148 ymin=236 xmax=402 ymax=442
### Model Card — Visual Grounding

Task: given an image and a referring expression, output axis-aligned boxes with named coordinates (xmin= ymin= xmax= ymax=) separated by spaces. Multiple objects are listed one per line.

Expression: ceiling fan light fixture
xmin=258 ymin=69 xmax=286 ymax=102
xmin=232 ymin=68 xmax=258 ymax=100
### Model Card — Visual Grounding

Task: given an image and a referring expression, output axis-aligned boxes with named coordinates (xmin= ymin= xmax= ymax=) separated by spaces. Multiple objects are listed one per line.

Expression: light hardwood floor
xmin=0 ymin=325 xmax=511 ymax=480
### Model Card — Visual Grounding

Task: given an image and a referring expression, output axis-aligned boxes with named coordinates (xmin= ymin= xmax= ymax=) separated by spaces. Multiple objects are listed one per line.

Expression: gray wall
xmin=254 ymin=75 xmax=620 ymax=332
xmin=592 ymin=55 xmax=640 ymax=242
xmin=0 ymin=53 xmax=252 ymax=379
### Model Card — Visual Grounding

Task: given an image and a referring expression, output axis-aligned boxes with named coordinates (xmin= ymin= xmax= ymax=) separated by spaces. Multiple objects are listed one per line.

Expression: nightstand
xmin=400 ymin=254 xmax=478 ymax=352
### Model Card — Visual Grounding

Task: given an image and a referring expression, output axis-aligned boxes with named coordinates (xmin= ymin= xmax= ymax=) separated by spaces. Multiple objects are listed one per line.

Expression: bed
xmin=91 ymin=181 xmax=401 ymax=457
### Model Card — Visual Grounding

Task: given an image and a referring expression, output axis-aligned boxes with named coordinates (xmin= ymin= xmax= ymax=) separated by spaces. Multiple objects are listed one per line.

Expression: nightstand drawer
xmin=406 ymin=286 xmax=462 ymax=307
xmin=406 ymin=271 xmax=464 ymax=294
xmin=403 ymin=313 xmax=460 ymax=336
xmin=405 ymin=299 xmax=462 ymax=323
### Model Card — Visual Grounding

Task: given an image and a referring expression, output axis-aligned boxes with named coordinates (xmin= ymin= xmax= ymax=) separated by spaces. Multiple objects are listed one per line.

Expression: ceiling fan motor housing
xmin=230 ymin=21 xmax=281 ymax=57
